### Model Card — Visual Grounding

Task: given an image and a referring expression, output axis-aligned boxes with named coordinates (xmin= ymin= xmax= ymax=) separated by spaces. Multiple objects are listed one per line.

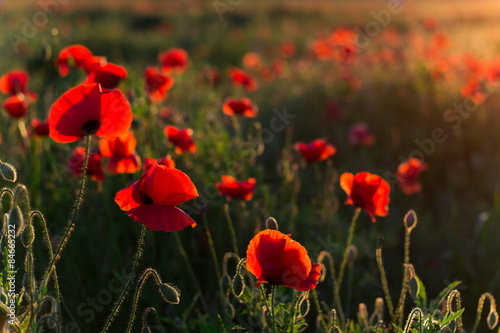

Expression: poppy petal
xmin=127 ymin=205 xmax=196 ymax=232
xmin=115 ymin=180 xmax=142 ymax=211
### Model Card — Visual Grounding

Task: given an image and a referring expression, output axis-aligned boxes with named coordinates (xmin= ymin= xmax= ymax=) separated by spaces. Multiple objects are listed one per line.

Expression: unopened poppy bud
xmin=358 ymin=303 xmax=368 ymax=321
xmin=265 ymin=217 xmax=278 ymax=230
xmin=158 ymin=283 xmax=180 ymax=304
xmin=377 ymin=236 xmax=384 ymax=249
xmin=225 ymin=302 xmax=235 ymax=318
xmin=488 ymin=310 xmax=498 ymax=329
xmin=0 ymin=162 xmax=17 ymax=183
xmin=404 ymin=210 xmax=418 ymax=231
xmin=408 ymin=276 xmax=419 ymax=300
xmin=21 ymin=224 xmax=35 ymax=247
xmin=232 ymin=273 xmax=245 ymax=297
xmin=9 ymin=206 xmax=24 ymax=237
xmin=220 ymin=274 xmax=232 ymax=291
xmin=374 ymin=297 xmax=384 ymax=320
xmin=347 ymin=244 xmax=358 ymax=268
xmin=298 ymin=295 xmax=310 ymax=317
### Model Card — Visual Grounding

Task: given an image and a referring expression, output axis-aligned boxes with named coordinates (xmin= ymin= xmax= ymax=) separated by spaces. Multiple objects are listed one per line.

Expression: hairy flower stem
xmin=39 ymin=134 xmax=91 ymax=295
xmin=376 ymin=246 xmax=395 ymax=321
xmin=101 ymin=224 xmax=146 ymax=333
xmin=313 ymin=289 xmax=328 ymax=332
xmin=224 ymin=203 xmax=239 ymax=255
xmin=202 ymin=214 xmax=221 ymax=282
xmin=287 ymin=290 xmax=298 ymax=332
xmin=271 ymin=286 xmax=276 ymax=332
xmin=396 ymin=226 xmax=413 ymax=327
xmin=335 ymin=208 xmax=361 ymax=310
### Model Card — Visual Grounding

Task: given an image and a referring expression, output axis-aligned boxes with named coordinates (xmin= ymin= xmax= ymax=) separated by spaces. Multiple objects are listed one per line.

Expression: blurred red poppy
xmin=86 ymin=62 xmax=128 ymax=89
xmin=49 ymin=83 xmax=133 ymax=143
xmin=217 ymin=176 xmax=256 ymax=201
xmin=222 ymin=97 xmax=258 ymax=117
xmin=3 ymin=94 xmax=28 ymax=118
xmin=295 ymin=139 xmax=336 ymax=162
xmin=115 ymin=163 xmax=199 ymax=232
xmin=56 ymin=45 xmax=95 ymax=76
xmin=281 ymin=40 xmax=296 ymax=58
xmin=144 ymin=66 xmax=174 ymax=104
xmin=396 ymin=158 xmax=427 ymax=195
xmin=242 ymin=52 xmax=263 ymax=71
xmin=158 ymin=48 xmax=189 ymax=74
xmin=460 ymin=77 xmax=487 ymax=104
xmin=144 ymin=155 xmax=175 ymax=173
xmin=31 ymin=119 xmax=50 ymax=137
xmin=349 ymin=123 xmax=376 ymax=146
xmin=340 ymin=172 xmax=390 ymax=222
xmin=228 ymin=67 xmax=258 ymax=92
xmin=68 ymin=147 xmax=105 ymax=181
xmin=246 ymin=229 xmax=321 ymax=291
xmin=199 ymin=66 xmax=220 ymax=86
xmin=0 ymin=70 xmax=38 ymax=101
xmin=99 ymin=131 xmax=141 ymax=174
xmin=164 ymin=125 xmax=196 ymax=154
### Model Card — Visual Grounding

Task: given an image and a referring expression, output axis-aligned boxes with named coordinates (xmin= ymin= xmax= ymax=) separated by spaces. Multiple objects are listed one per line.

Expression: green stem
xmin=271 ymin=285 xmax=276 ymax=333
xmin=173 ymin=232 xmax=210 ymax=315
xmin=202 ymin=214 xmax=221 ymax=282
xmin=345 ymin=263 xmax=354 ymax=321
xmin=288 ymin=290 xmax=298 ymax=332
xmin=376 ymin=247 xmax=395 ymax=321
xmin=335 ymin=208 xmax=361 ymax=303
xmin=38 ymin=134 xmax=91 ymax=295
xmin=396 ymin=227 xmax=412 ymax=327
xmin=101 ymin=224 xmax=146 ymax=333
xmin=224 ymin=203 xmax=239 ymax=255
xmin=313 ymin=289 xmax=328 ymax=332
xmin=260 ymin=285 xmax=271 ymax=328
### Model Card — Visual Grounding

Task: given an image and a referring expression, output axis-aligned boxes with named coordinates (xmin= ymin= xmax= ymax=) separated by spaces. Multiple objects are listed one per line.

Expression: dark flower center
xmin=142 ymin=194 xmax=154 ymax=205
xmin=82 ymin=120 xmax=101 ymax=135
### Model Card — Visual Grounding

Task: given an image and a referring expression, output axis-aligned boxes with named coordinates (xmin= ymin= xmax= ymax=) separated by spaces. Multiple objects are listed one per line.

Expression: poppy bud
xmin=21 ymin=224 xmax=35 ymax=247
xmin=347 ymin=244 xmax=358 ymax=268
xmin=225 ymin=302 xmax=235 ymax=318
xmin=158 ymin=283 xmax=180 ymax=304
xmin=0 ymin=162 xmax=17 ymax=183
xmin=298 ymin=294 xmax=310 ymax=317
xmin=488 ymin=310 xmax=498 ymax=329
xmin=9 ymin=206 xmax=24 ymax=237
xmin=232 ymin=273 xmax=245 ymax=297
xmin=358 ymin=303 xmax=368 ymax=321
xmin=265 ymin=217 xmax=278 ymax=230
xmin=220 ymin=274 xmax=232 ymax=291
xmin=404 ymin=210 xmax=418 ymax=231
xmin=374 ymin=297 xmax=384 ymax=321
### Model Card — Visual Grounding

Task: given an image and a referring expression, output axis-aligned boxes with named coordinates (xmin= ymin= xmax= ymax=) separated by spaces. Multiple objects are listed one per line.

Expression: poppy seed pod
xmin=0 ymin=162 xmax=17 ymax=182
xmin=21 ymin=224 xmax=35 ymax=247
xmin=298 ymin=294 xmax=310 ymax=317
xmin=404 ymin=210 xmax=418 ymax=231
xmin=232 ymin=273 xmax=245 ymax=297
xmin=9 ymin=206 xmax=24 ymax=237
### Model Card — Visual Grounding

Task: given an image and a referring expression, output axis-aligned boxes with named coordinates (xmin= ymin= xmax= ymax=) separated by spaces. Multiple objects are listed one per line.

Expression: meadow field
xmin=1 ymin=0 xmax=500 ymax=331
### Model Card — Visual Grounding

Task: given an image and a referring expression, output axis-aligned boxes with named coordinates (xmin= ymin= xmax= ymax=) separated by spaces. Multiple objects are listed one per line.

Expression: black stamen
xmin=142 ymin=194 xmax=154 ymax=205
xmin=82 ymin=120 xmax=100 ymax=135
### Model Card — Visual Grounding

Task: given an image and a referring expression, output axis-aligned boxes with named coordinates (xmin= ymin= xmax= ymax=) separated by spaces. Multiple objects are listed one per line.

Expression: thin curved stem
xmin=38 ymin=134 xmax=91 ymax=295
xmin=203 ymin=213 xmax=221 ymax=282
xmin=336 ymin=208 xmax=361 ymax=289
xmin=287 ymin=290 xmax=298 ymax=332
xmin=376 ymin=247 xmax=395 ymax=321
xmin=101 ymin=224 xmax=146 ymax=333
xmin=271 ymin=286 xmax=276 ymax=332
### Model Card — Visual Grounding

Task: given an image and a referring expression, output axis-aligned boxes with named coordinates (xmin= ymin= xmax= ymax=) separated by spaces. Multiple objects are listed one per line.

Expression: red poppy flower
xmin=460 ymin=77 xmax=487 ymax=104
xmin=3 ymin=94 xmax=29 ymax=118
xmin=31 ymin=119 xmax=50 ymax=137
xmin=68 ymin=147 xmax=105 ymax=181
xmin=242 ymin=52 xmax=263 ymax=71
xmin=164 ymin=125 xmax=196 ymax=154
xmin=99 ymin=131 xmax=141 ymax=174
xmin=295 ymin=139 xmax=336 ymax=162
xmin=217 ymin=176 xmax=256 ymax=201
xmin=246 ymin=229 xmax=322 ymax=291
xmin=281 ymin=40 xmax=296 ymax=58
xmin=56 ymin=45 xmax=95 ymax=76
xmin=144 ymin=66 xmax=174 ymax=104
xmin=349 ymin=123 xmax=376 ymax=146
xmin=0 ymin=70 xmax=38 ymax=101
xmin=228 ymin=67 xmax=258 ymax=92
xmin=340 ymin=172 xmax=390 ymax=222
xmin=144 ymin=155 xmax=175 ymax=173
xmin=158 ymin=48 xmax=189 ymax=74
xmin=396 ymin=158 xmax=427 ymax=195
xmin=222 ymin=97 xmax=258 ymax=117
xmin=115 ymin=163 xmax=199 ymax=232
xmin=49 ymin=83 xmax=133 ymax=143
xmin=86 ymin=62 xmax=128 ymax=89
